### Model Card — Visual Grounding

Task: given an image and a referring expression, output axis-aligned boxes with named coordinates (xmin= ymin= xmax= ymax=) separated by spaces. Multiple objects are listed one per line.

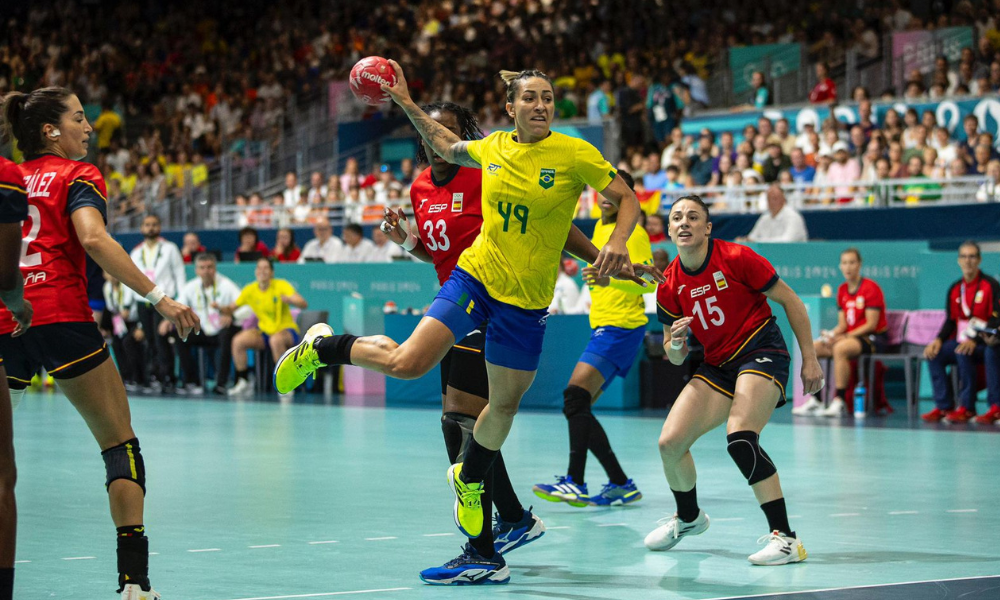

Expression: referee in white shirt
xmin=172 ymin=253 xmax=243 ymax=395
xmin=129 ymin=215 xmax=187 ymax=392
xmin=740 ymin=184 xmax=809 ymax=243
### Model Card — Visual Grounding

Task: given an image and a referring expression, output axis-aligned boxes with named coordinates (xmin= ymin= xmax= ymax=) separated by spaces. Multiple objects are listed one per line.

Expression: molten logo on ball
xmin=349 ymin=56 xmax=398 ymax=106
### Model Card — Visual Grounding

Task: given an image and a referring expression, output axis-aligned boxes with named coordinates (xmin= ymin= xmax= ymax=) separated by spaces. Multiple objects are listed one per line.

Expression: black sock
xmin=236 ymin=369 xmax=249 ymax=382
xmin=460 ymin=436 xmax=498 ymax=484
xmin=0 ymin=568 xmax=12 ymax=600
xmin=116 ymin=525 xmax=150 ymax=592
xmin=468 ymin=467 xmax=496 ymax=558
xmin=564 ymin=385 xmax=593 ymax=484
xmin=490 ymin=451 xmax=525 ymax=524
xmin=588 ymin=418 xmax=628 ymax=485
xmin=671 ymin=487 xmax=699 ymax=523
xmin=760 ymin=498 xmax=794 ymax=538
xmin=835 ymin=387 xmax=846 ymax=400
xmin=314 ymin=334 xmax=358 ymax=366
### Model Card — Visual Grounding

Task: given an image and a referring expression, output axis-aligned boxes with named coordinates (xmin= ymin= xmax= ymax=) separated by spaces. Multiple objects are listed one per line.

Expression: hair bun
xmin=498 ymin=70 xmax=521 ymax=85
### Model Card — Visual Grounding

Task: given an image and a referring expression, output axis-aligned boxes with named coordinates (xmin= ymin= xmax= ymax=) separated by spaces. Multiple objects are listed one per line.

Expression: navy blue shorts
xmin=579 ymin=325 xmax=646 ymax=391
xmin=0 ymin=322 xmax=110 ymax=388
xmin=693 ymin=319 xmax=791 ymax=407
xmin=261 ymin=328 xmax=299 ymax=349
xmin=424 ymin=268 xmax=549 ymax=371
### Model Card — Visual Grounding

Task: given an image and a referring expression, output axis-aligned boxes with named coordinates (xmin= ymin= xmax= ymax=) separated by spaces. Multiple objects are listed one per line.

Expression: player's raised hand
xmin=380 ymin=207 xmax=408 ymax=245
xmin=381 ymin=60 xmax=412 ymax=106
xmin=669 ymin=317 xmax=693 ymax=347
xmin=10 ymin=299 xmax=32 ymax=338
xmin=154 ymin=297 xmax=201 ymax=342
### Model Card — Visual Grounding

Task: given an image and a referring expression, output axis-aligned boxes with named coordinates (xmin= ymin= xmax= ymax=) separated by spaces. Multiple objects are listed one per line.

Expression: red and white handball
xmin=349 ymin=56 xmax=397 ymax=105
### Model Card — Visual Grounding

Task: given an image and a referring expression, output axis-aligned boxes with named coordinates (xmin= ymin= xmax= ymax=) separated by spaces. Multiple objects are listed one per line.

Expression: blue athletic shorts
xmin=424 ymin=268 xmax=549 ymax=371
xmin=262 ymin=328 xmax=300 ymax=349
xmin=579 ymin=325 xmax=647 ymax=390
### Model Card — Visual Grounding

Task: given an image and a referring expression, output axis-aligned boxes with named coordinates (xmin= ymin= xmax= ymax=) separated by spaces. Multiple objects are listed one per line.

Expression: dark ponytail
xmin=1 ymin=87 xmax=74 ymax=158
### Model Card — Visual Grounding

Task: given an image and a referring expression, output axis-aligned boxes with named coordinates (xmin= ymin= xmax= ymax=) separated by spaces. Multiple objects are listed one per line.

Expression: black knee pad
xmin=441 ymin=412 xmax=476 ymax=464
xmin=726 ymin=431 xmax=777 ymax=485
xmin=102 ymin=438 xmax=146 ymax=495
xmin=562 ymin=385 xmax=592 ymax=419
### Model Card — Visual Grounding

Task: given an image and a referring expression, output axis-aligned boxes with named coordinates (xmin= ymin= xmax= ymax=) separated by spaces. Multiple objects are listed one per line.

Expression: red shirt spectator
xmin=809 ymin=62 xmax=837 ymax=104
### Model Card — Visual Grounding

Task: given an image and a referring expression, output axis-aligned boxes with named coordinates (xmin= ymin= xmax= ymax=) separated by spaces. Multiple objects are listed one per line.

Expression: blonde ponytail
xmin=499 ymin=70 xmax=521 ymax=86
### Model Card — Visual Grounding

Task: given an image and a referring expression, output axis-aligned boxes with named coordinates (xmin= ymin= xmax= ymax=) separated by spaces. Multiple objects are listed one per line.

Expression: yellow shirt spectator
xmin=236 ymin=278 xmax=300 ymax=335
xmin=93 ymin=108 xmax=122 ymax=150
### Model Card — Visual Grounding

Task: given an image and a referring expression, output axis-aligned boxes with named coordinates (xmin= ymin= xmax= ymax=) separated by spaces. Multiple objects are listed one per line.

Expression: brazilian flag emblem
xmin=539 ymin=168 xmax=555 ymax=189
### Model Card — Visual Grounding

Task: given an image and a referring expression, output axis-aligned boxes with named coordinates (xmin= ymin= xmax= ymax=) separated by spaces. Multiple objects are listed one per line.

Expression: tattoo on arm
xmin=403 ymin=105 xmax=480 ymax=168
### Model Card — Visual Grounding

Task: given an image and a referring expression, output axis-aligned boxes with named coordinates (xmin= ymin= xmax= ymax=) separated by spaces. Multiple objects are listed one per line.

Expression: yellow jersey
xmin=236 ymin=279 xmax=299 ymax=335
xmin=588 ymin=218 xmax=652 ymax=329
xmin=460 ymin=131 xmax=617 ymax=309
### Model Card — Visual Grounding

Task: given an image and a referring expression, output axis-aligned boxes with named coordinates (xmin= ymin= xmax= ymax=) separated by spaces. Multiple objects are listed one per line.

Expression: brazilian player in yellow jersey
xmin=532 ymin=171 xmax=653 ymax=508
xmin=272 ymin=64 xmax=665 ymax=583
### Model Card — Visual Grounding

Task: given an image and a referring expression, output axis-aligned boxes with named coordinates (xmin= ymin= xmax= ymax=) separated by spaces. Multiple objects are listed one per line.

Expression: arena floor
xmin=10 ymin=390 xmax=1000 ymax=599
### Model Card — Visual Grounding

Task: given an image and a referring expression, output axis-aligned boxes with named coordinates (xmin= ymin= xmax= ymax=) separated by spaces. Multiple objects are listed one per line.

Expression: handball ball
xmin=349 ymin=56 xmax=397 ymax=105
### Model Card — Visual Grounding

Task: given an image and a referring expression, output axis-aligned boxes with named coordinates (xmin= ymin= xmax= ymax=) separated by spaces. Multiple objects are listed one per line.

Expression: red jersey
xmin=936 ymin=271 xmax=1000 ymax=341
xmin=656 ymin=239 xmax=779 ymax=366
xmin=0 ymin=155 xmax=108 ymax=334
xmin=809 ymin=78 xmax=837 ymax=104
xmin=0 ymin=157 xmax=27 ymax=225
xmin=408 ymin=166 xmax=483 ymax=285
xmin=838 ymin=278 xmax=887 ymax=334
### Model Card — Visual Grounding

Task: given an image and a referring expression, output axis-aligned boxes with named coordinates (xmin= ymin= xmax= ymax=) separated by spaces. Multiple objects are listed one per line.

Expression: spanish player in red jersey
xmin=0 ymin=88 xmax=200 ymax=600
xmin=795 ymin=248 xmax=889 ymax=417
xmin=0 ymin=155 xmax=32 ymax=600
xmin=381 ymin=102 xmax=544 ymax=584
xmin=646 ymin=195 xmax=824 ymax=566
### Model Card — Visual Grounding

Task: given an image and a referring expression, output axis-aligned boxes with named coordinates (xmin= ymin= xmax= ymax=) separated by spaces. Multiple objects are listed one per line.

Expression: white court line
xmin=597 ymin=523 xmax=628 ymax=527
xmin=889 ymin=511 xmax=919 ymax=515
xmin=947 ymin=509 xmax=978 ymax=513
xmin=696 ymin=575 xmax=1000 ymax=600
xmin=829 ymin=513 xmax=861 ymax=517
xmin=364 ymin=536 xmax=397 ymax=541
xmin=422 ymin=533 xmax=455 ymax=537
xmin=250 ymin=545 xmax=281 ymax=548
xmin=218 ymin=587 xmax=411 ymax=600
xmin=546 ymin=526 xmax=571 ymax=530
xmin=308 ymin=541 xmax=339 ymax=545
xmin=14 ymin=560 xmax=30 ymax=564
xmin=62 ymin=556 xmax=95 ymax=561
xmin=188 ymin=548 xmax=222 ymax=553
xmin=150 ymin=552 xmax=160 ymax=556
xmin=711 ymin=518 xmax=745 ymax=522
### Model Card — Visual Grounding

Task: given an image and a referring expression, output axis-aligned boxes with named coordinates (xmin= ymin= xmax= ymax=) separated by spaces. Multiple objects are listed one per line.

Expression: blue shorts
xmin=425 ymin=268 xmax=549 ymax=371
xmin=579 ymin=325 xmax=647 ymax=390
xmin=262 ymin=328 xmax=299 ymax=349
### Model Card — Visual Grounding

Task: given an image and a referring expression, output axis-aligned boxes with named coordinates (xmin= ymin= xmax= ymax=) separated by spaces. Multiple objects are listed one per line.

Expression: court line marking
xmin=188 ymin=548 xmax=222 ymax=553
xmin=363 ymin=536 xmax=397 ymax=541
xmin=888 ymin=510 xmax=919 ymax=515
xmin=250 ymin=545 xmax=281 ymax=548
xmin=547 ymin=526 xmax=571 ymax=530
xmin=62 ymin=556 xmax=95 ymax=560
xmin=947 ymin=509 xmax=978 ymax=513
xmin=149 ymin=552 xmax=160 ymax=556
xmin=597 ymin=523 xmax=628 ymax=527
xmin=698 ymin=575 xmax=1000 ymax=600
xmin=307 ymin=541 xmax=339 ymax=545
xmin=712 ymin=518 xmax=746 ymax=522
xmin=217 ymin=587 xmax=412 ymax=600
xmin=14 ymin=560 xmax=30 ymax=564
xmin=829 ymin=513 xmax=861 ymax=517
xmin=422 ymin=533 xmax=455 ymax=537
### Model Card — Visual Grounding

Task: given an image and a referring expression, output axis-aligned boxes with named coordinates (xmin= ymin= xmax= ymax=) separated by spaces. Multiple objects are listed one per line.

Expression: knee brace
xmin=562 ymin=385 xmax=592 ymax=419
xmin=726 ymin=431 xmax=777 ymax=485
xmin=102 ymin=438 xmax=146 ymax=495
xmin=441 ymin=412 xmax=476 ymax=463
xmin=9 ymin=387 xmax=25 ymax=412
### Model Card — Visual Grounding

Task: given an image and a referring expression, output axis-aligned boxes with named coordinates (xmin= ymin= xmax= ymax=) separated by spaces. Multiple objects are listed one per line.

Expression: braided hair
xmin=415 ymin=102 xmax=484 ymax=165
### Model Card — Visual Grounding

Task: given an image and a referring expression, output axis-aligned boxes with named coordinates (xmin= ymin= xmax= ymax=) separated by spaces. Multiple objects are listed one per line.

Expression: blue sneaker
xmin=532 ymin=475 xmax=589 ymax=507
xmin=493 ymin=507 xmax=546 ymax=555
xmin=419 ymin=543 xmax=510 ymax=585
xmin=588 ymin=479 xmax=643 ymax=506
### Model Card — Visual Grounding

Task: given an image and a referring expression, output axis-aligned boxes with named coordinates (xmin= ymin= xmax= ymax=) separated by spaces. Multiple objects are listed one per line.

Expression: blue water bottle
xmin=853 ymin=382 xmax=867 ymax=419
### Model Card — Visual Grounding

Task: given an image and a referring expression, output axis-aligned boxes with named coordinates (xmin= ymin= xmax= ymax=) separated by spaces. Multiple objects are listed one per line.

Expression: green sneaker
xmin=273 ymin=323 xmax=333 ymax=394
xmin=448 ymin=463 xmax=485 ymax=538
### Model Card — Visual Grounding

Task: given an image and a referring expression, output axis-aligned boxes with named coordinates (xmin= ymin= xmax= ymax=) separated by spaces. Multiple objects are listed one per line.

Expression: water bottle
xmin=853 ymin=382 xmax=867 ymax=419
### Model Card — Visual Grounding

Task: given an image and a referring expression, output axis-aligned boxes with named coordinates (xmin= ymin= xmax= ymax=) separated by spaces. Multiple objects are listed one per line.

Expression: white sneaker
xmin=227 ymin=378 xmax=251 ymax=397
xmin=278 ymin=391 xmax=295 ymax=402
xmin=820 ymin=397 xmax=846 ymax=417
xmin=791 ymin=397 xmax=824 ymax=416
xmin=121 ymin=583 xmax=161 ymax=599
xmin=644 ymin=509 xmax=710 ymax=551
xmin=748 ymin=530 xmax=807 ymax=565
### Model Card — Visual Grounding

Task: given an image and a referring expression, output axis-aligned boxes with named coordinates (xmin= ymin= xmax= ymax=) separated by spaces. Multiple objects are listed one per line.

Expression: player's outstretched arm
xmin=764 ymin=279 xmax=824 ymax=395
xmin=380 ymin=60 xmax=480 ymax=169
xmin=593 ymin=175 xmax=641 ymax=279
xmin=71 ymin=207 xmax=201 ymax=340
xmin=563 ymin=224 xmax=663 ymax=287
